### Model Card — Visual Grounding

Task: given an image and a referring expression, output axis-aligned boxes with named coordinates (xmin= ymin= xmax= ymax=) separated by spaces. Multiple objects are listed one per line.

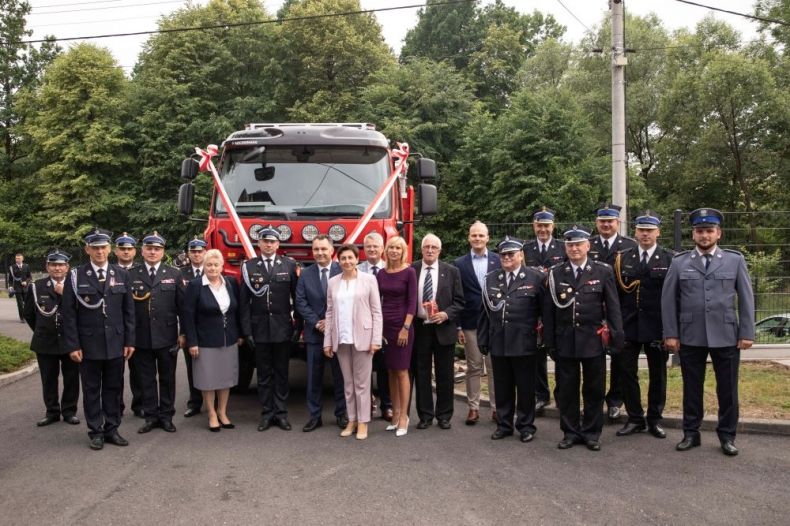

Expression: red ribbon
xmin=197 ymin=144 xmax=219 ymax=172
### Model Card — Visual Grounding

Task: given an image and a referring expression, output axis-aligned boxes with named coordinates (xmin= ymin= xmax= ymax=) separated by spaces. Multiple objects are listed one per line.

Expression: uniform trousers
xmin=620 ymin=342 xmax=668 ymax=425
xmin=305 ymin=343 xmax=346 ymax=419
xmin=137 ymin=346 xmax=177 ymax=423
xmin=605 ymin=353 xmax=623 ymax=410
xmin=679 ymin=345 xmax=740 ymax=441
xmin=36 ymin=353 xmax=80 ymax=418
xmin=414 ymin=321 xmax=455 ymax=422
xmin=336 ymin=344 xmax=373 ymax=423
xmin=182 ymin=348 xmax=203 ymax=411
xmin=556 ymin=354 xmax=606 ymax=441
xmin=462 ymin=329 xmax=496 ymax=411
xmin=535 ymin=346 xmax=552 ymax=403
xmin=119 ymin=352 xmax=143 ymax=415
xmin=491 ymin=354 xmax=537 ymax=435
xmin=80 ymin=357 xmax=124 ymax=438
xmin=14 ymin=288 xmax=25 ymax=319
xmin=254 ymin=341 xmax=291 ymax=421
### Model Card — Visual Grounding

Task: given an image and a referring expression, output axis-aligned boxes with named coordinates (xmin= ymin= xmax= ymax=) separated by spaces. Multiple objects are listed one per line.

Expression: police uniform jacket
xmin=542 ymin=260 xmax=624 ymax=358
xmin=523 ymin=239 xmax=566 ymax=269
xmin=661 ymin=248 xmax=755 ymax=348
xmin=589 ymin=234 xmax=637 ymax=265
xmin=130 ymin=264 xmax=184 ymax=349
xmin=7 ymin=263 xmax=32 ymax=292
xmin=23 ymin=277 xmax=67 ymax=354
xmin=180 ymin=266 xmax=201 ymax=286
xmin=616 ymin=245 xmax=674 ymax=343
xmin=477 ymin=265 xmax=544 ymax=357
xmin=239 ymin=255 xmax=299 ymax=343
xmin=61 ymin=263 xmax=135 ymax=359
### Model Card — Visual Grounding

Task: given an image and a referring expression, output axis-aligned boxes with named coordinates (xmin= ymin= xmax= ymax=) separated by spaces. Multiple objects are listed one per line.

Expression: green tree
xmin=401 ymin=0 xmax=482 ymax=70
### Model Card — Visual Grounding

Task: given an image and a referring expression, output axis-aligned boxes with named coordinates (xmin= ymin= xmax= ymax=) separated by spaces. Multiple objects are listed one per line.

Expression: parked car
xmin=754 ymin=313 xmax=790 ymax=342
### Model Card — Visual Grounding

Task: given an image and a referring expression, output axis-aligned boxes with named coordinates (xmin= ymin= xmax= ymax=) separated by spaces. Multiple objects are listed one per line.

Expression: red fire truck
xmin=177 ymin=123 xmax=438 ymax=386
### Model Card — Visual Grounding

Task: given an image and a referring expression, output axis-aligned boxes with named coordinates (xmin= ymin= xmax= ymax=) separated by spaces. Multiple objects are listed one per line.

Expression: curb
xmin=0 ymin=362 xmax=38 ymax=388
xmin=453 ymin=389 xmax=790 ymax=437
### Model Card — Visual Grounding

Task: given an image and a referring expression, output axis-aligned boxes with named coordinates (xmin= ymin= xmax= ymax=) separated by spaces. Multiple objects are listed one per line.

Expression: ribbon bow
xmin=195 ymin=144 xmax=219 ymax=172
xmin=392 ymin=142 xmax=410 ymax=169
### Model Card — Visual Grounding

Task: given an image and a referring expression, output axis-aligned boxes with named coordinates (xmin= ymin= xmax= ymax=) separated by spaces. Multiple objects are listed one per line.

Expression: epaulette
xmin=672 ymin=250 xmax=690 ymax=258
xmin=592 ymin=260 xmax=612 ymax=268
xmin=723 ymin=249 xmax=743 ymax=257
xmin=525 ymin=265 xmax=547 ymax=277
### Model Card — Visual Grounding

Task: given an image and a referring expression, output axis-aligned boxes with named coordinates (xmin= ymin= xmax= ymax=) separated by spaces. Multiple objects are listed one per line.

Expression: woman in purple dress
xmin=377 ymin=236 xmax=417 ymax=436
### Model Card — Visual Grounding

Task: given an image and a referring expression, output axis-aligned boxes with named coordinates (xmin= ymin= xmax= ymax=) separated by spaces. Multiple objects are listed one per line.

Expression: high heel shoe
xmin=385 ymin=414 xmax=399 ymax=431
xmin=209 ymin=424 xmax=221 ymax=433
xmin=340 ymin=420 xmax=358 ymax=437
xmin=356 ymin=422 xmax=368 ymax=440
xmin=396 ymin=417 xmax=409 ymax=437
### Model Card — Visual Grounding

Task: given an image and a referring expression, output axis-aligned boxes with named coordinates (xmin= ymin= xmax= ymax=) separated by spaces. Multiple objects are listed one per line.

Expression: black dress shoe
xmin=258 ymin=418 xmax=272 ymax=432
xmin=437 ymin=419 xmax=451 ymax=430
xmin=676 ymin=436 xmax=701 ymax=451
xmin=36 ymin=415 xmax=60 ymax=427
xmin=535 ymin=400 xmax=548 ymax=416
xmin=275 ymin=418 xmax=292 ymax=431
xmin=520 ymin=432 xmax=534 ymax=443
xmin=161 ymin=421 xmax=177 ymax=433
xmin=184 ymin=408 xmax=200 ymax=418
xmin=89 ymin=436 xmax=104 ymax=450
xmin=607 ymin=405 xmax=621 ymax=420
xmin=648 ymin=424 xmax=667 ymax=439
xmin=303 ymin=417 xmax=322 ymax=432
xmin=720 ymin=440 xmax=739 ymax=456
xmin=616 ymin=422 xmax=647 ymax=436
xmin=416 ymin=419 xmax=432 ymax=430
xmin=558 ymin=437 xmax=578 ymax=449
xmin=63 ymin=415 xmax=80 ymax=425
xmin=491 ymin=429 xmax=513 ymax=440
xmin=209 ymin=425 xmax=221 ymax=433
xmin=220 ymin=421 xmax=235 ymax=429
xmin=585 ymin=440 xmax=601 ymax=451
xmin=138 ymin=421 xmax=160 ymax=434
xmin=336 ymin=414 xmax=349 ymax=429
xmin=105 ymin=432 xmax=129 ymax=446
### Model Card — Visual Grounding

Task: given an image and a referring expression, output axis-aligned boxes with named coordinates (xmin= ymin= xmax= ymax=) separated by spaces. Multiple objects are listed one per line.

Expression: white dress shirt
xmin=336 ymin=278 xmax=357 ymax=344
xmin=203 ymin=274 xmax=230 ymax=314
xmin=417 ymin=261 xmax=438 ymax=320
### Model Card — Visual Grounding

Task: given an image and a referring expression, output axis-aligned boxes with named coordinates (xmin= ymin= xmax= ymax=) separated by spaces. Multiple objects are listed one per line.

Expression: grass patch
xmin=0 ymin=334 xmax=35 ymax=373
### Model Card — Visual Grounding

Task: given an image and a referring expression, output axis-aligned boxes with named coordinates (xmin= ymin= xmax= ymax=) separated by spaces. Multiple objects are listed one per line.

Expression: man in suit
xmin=131 ymin=232 xmax=184 ymax=434
xmin=662 ymin=208 xmax=754 ymax=456
xmin=8 ymin=252 xmax=32 ymax=322
xmin=454 ymin=221 xmax=500 ymax=425
xmin=295 ymin=234 xmax=347 ymax=432
xmin=522 ymin=207 xmax=566 ymax=415
xmin=180 ymin=237 xmax=206 ymax=417
xmin=113 ymin=233 xmax=143 ymax=419
xmin=588 ymin=203 xmax=637 ymax=420
xmin=358 ymin=232 xmax=392 ymax=422
xmin=478 ymin=237 xmax=545 ymax=443
xmin=62 ymin=229 xmax=135 ymax=450
xmin=614 ymin=212 xmax=674 ymax=439
xmin=24 ymin=249 xmax=80 ymax=427
xmin=543 ymin=226 xmax=624 ymax=451
xmin=412 ymin=233 xmax=464 ymax=430
xmin=240 ymin=227 xmax=299 ymax=432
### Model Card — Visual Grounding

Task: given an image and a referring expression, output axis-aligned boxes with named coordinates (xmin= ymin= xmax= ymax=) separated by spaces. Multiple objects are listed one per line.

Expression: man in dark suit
xmin=588 ymin=203 xmax=637 ymax=420
xmin=240 ymin=227 xmax=300 ymax=432
xmin=614 ymin=212 xmax=674 ymax=439
xmin=113 ymin=232 xmax=143 ymax=419
xmin=454 ymin=221 xmax=500 ymax=425
xmin=180 ymin=237 xmax=206 ymax=417
xmin=295 ymin=234 xmax=347 ymax=432
xmin=131 ymin=232 xmax=184 ymax=434
xmin=24 ymin=249 xmax=80 ymax=427
xmin=478 ymin=237 xmax=545 ymax=443
xmin=662 ymin=208 xmax=755 ymax=456
xmin=412 ymin=233 xmax=464 ymax=430
xmin=8 ymin=252 xmax=32 ymax=322
xmin=522 ymin=207 xmax=566 ymax=415
xmin=543 ymin=226 xmax=624 ymax=451
xmin=62 ymin=229 xmax=135 ymax=450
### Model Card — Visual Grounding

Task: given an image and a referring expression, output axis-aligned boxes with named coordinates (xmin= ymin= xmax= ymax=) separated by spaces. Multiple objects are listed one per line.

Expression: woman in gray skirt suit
xmin=182 ymin=249 xmax=242 ymax=431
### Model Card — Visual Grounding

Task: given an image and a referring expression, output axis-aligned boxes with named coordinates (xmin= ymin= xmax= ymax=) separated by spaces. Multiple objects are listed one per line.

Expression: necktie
xmin=603 ymin=239 xmax=610 ymax=252
xmin=372 ymin=266 xmax=379 ymax=276
xmin=423 ymin=267 xmax=433 ymax=303
xmin=540 ymin=244 xmax=547 ymax=259
xmin=508 ymin=272 xmax=515 ymax=288
xmin=704 ymin=254 xmax=711 ymax=271
xmin=641 ymin=251 xmax=649 ymax=272
xmin=575 ymin=266 xmax=583 ymax=283
xmin=321 ymin=268 xmax=328 ymax=296
xmin=195 ymin=268 xmax=201 ymax=279
xmin=97 ymin=268 xmax=106 ymax=289
xmin=150 ymin=266 xmax=156 ymax=280
xmin=265 ymin=258 xmax=272 ymax=274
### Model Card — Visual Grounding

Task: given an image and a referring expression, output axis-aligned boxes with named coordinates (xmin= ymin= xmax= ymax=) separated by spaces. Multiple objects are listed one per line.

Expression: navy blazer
xmin=295 ymin=262 xmax=341 ymax=344
xmin=182 ymin=277 xmax=241 ymax=348
xmin=453 ymin=251 xmax=501 ymax=330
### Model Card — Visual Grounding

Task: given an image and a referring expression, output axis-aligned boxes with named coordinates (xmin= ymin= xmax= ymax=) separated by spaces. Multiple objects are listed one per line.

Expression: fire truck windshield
xmin=216 ymin=146 xmax=391 ymax=218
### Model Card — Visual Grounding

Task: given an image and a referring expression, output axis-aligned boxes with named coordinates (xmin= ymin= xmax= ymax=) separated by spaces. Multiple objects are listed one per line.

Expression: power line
xmin=30 ymin=0 xmax=183 ymax=15
xmin=17 ymin=0 xmax=475 ymax=44
xmin=673 ymin=0 xmax=790 ymax=27
xmin=33 ymin=14 xmax=159 ymax=28
xmin=33 ymin=0 xmax=132 ymax=9
xmin=555 ymin=0 xmax=592 ymax=34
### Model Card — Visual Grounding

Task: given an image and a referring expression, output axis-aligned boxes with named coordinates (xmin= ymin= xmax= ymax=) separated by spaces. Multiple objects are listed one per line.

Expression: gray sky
xmin=25 ymin=0 xmax=764 ymax=72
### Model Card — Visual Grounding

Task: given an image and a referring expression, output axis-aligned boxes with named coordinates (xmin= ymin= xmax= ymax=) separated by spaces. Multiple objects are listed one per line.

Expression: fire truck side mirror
xmin=415 ymin=158 xmax=437 ymax=180
xmin=178 ymin=183 xmax=195 ymax=216
xmin=417 ymin=184 xmax=438 ymax=216
xmin=181 ymin=158 xmax=199 ymax=181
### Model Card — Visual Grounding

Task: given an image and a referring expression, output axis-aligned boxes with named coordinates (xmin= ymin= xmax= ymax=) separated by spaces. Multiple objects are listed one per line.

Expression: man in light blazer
xmin=454 ymin=221 xmax=500 ymax=425
xmin=295 ymin=235 xmax=347 ymax=432
xmin=412 ymin=233 xmax=465 ymax=429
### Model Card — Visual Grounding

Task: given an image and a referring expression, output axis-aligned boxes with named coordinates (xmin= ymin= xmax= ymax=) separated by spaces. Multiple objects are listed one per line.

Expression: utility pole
xmin=611 ymin=0 xmax=627 ymax=234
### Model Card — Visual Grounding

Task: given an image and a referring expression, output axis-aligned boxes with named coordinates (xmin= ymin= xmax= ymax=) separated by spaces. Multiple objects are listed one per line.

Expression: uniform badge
xmin=276 ymin=259 xmax=281 ymax=265
xmin=86 ymin=270 xmax=92 ymax=277
xmin=519 ymin=272 xmax=525 ymax=279
xmin=498 ymin=274 xmax=503 ymax=280
xmin=109 ymin=269 xmax=115 ymax=276
xmin=84 ymin=296 xmax=90 ymax=302
xmin=560 ymin=293 xmax=566 ymax=299
xmin=46 ymin=281 xmax=52 ymax=288
xmin=257 ymin=261 xmax=262 ymax=266
xmin=567 ymin=287 xmax=573 ymax=293
xmin=496 ymin=293 xmax=502 ymax=298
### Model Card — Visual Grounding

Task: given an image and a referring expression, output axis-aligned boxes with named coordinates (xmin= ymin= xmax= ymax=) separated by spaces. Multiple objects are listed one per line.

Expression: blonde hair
xmin=384 ymin=236 xmax=409 ymax=270
xmin=203 ymin=248 xmax=224 ymax=267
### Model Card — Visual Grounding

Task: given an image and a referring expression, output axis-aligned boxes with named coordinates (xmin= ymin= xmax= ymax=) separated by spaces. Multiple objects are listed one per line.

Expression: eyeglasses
xmin=500 ymin=252 xmax=518 ymax=258
xmin=422 ymin=245 xmax=440 ymax=251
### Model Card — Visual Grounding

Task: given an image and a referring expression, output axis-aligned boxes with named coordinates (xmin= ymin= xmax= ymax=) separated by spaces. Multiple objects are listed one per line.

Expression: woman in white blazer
xmin=324 ymin=244 xmax=383 ymax=440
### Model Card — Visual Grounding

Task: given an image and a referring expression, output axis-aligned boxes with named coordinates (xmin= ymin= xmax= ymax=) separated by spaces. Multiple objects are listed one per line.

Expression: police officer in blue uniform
xmin=543 ymin=226 xmax=624 ymax=451
xmin=114 ymin=232 xmax=144 ymax=418
xmin=62 ymin=229 xmax=135 ymax=450
xmin=478 ymin=237 xmax=545 ymax=443
xmin=522 ymin=207 xmax=566 ymax=415
xmin=180 ymin=237 xmax=207 ymax=417
xmin=131 ymin=232 xmax=184 ymax=434
xmin=614 ymin=212 xmax=674 ymax=439
xmin=23 ymin=249 xmax=80 ymax=427
xmin=239 ymin=227 xmax=300 ymax=432
xmin=589 ymin=203 xmax=637 ymax=420
xmin=662 ymin=208 xmax=755 ymax=456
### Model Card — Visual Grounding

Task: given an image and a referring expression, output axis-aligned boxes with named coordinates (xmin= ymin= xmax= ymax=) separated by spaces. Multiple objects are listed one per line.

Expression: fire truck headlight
xmin=301 ymin=224 xmax=319 ymax=242
xmin=328 ymin=224 xmax=346 ymax=242
xmin=277 ymin=224 xmax=292 ymax=241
